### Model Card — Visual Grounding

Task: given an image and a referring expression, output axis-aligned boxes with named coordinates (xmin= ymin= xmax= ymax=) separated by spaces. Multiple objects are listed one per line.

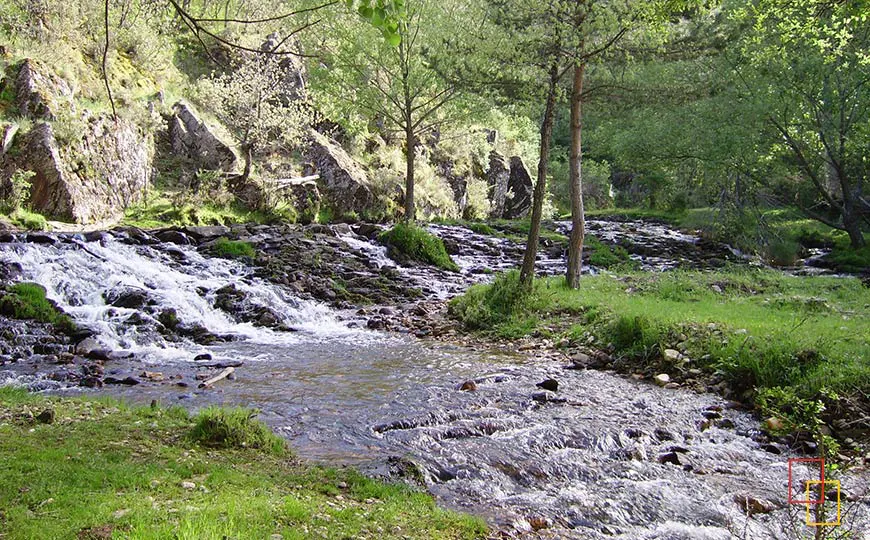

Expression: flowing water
xmin=0 ymin=224 xmax=867 ymax=539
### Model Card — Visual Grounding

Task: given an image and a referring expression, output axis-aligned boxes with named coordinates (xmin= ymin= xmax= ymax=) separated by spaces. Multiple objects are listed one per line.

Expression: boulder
xmin=273 ymin=178 xmax=321 ymax=224
xmin=168 ymin=101 xmax=238 ymax=171
xmin=503 ymin=156 xmax=533 ymax=219
xmin=305 ymin=130 xmax=373 ymax=214
xmin=1 ymin=116 xmax=151 ymax=224
xmin=486 ymin=151 xmax=510 ymax=219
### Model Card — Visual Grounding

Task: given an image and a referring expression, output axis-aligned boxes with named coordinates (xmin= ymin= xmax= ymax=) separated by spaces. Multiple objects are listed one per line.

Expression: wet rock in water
xmin=366 ymin=318 xmax=385 ymax=330
xmin=654 ymin=428 xmax=675 ymax=441
xmin=759 ymin=443 xmax=781 ymax=455
xmin=532 ymin=391 xmax=567 ymax=404
xmin=103 ymin=376 xmax=140 ymax=386
xmin=458 ymin=380 xmax=477 ymax=392
xmin=140 ymin=371 xmax=164 ymax=382
xmin=36 ymin=408 xmax=55 ymax=424
xmin=155 ymin=230 xmax=192 ymax=245
xmin=80 ymin=376 xmax=103 ymax=388
xmin=653 ymin=373 xmax=671 ymax=386
xmin=658 ymin=452 xmax=681 ymax=466
xmin=84 ymin=349 xmax=111 ymax=361
xmin=536 ymin=378 xmax=559 ymax=392
xmin=194 ymin=353 xmax=212 ymax=361
xmin=733 ymin=493 xmax=776 ymax=515
xmin=715 ymin=418 xmax=735 ymax=429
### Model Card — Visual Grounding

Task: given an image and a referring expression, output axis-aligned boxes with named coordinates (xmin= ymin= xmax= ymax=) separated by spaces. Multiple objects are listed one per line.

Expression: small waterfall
xmin=0 ymin=235 xmax=358 ymax=361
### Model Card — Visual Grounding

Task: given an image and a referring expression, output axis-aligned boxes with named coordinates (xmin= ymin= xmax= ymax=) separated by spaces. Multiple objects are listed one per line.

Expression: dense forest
xmin=0 ymin=0 xmax=868 ymax=538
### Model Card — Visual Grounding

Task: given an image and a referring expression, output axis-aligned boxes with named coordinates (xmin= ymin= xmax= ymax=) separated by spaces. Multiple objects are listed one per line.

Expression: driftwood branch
xmin=198 ymin=367 xmax=235 ymax=388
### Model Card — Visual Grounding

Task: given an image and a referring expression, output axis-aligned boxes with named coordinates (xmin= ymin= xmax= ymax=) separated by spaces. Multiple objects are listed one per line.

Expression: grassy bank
xmin=0 ymin=388 xmax=486 ymax=539
xmin=450 ymin=268 xmax=869 ymax=437
xmin=380 ymin=224 xmax=459 ymax=271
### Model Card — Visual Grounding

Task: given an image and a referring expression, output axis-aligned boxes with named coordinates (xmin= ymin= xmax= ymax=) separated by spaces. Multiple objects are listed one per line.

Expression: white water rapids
xmin=0 ymin=229 xmax=867 ymax=539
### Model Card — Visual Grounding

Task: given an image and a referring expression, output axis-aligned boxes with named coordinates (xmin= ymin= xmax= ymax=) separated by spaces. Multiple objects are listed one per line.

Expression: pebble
xmin=654 ymin=373 xmax=670 ymax=386
xmin=181 ymin=481 xmax=196 ymax=490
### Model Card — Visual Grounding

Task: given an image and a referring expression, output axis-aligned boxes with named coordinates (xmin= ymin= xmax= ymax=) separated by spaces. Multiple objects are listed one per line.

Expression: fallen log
xmin=198 ymin=367 xmax=235 ymax=388
xmin=194 ymin=361 xmax=244 ymax=369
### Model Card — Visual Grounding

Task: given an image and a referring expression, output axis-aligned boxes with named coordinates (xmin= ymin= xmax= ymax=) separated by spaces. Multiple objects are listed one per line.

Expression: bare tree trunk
xmin=404 ymin=126 xmax=416 ymax=223
xmin=566 ymin=62 xmax=586 ymax=289
xmin=842 ymin=189 xmax=866 ymax=248
xmin=520 ymin=64 xmax=560 ymax=288
xmin=241 ymin=142 xmax=253 ymax=182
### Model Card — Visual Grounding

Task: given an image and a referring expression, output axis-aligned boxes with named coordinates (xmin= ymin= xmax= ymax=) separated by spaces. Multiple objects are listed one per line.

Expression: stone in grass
xmin=180 ymin=481 xmax=196 ymax=490
xmin=654 ymin=373 xmax=670 ymax=387
xmin=36 ymin=408 xmax=55 ymax=424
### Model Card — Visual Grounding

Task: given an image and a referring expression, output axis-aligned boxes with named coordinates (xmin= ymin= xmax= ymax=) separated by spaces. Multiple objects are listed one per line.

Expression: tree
xmin=315 ymin=0 xmax=471 ymax=222
xmin=734 ymin=0 xmax=869 ymax=248
xmin=198 ymin=53 xmax=312 ymax=182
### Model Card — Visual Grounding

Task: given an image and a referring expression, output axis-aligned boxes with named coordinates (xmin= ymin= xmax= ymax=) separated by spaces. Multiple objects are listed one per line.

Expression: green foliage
xmin=449 ymin=270 xmax=532 ymax=330
xmin=8 ymin=208 xmax=47 ymax=230
xmin=607 ymin=315 xmax=663 ymax=360
xmin=379 ymin=223 xmax=458 ymax=271
xmin=451 ymin=268 xmax=870 ymax=426
xmin=0 ymin=169 xmax=34 ymax=213
xmin=0 ymin=282 xmax=75 ymax=332
xmin=0 ymin=394 xmax=488 ymax=539
xmin=189 ymin=407 xmax=286 ymax=455
xmin=211 ymin=238 xmax=256 ymax=259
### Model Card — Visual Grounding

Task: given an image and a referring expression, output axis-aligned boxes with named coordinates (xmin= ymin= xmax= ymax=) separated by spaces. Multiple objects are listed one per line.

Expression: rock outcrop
xmin=503 ymin=156 xmax=533 ymax=219
xmin=305 ymin=130 xmax=373 ymax=214
xmin=485 ymin=151 xmax=533 ymax=220
xmin=167 ymin=101 xmax=238 ymax=171
xmin=9 ymin=59 xmax=75 ymax=120
xmin=0 ymin=59 xmax=152 ymax=223
xmin=3 ymin=116 xmax=152 ymax=223
xmin=486 ymin=151 xmax=510 ymax=219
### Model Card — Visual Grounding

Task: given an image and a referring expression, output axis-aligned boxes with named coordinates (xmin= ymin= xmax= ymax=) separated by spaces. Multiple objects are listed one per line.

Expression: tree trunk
xmin=520 ymin=64 xmax=560 ymax=288
xmin=842 ymin=189 xmax=866 ymax=248
xmin=566 ymin=62 xmax=586 ymax=289
xmin=404 ymin=126 xmax=416 ymax=223
xmin=241 ymin=142 xmax=253 ymax=183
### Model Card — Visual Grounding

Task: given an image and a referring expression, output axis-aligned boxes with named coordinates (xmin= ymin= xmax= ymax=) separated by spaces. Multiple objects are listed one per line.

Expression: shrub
xmin=379 ymin=223 xmax=459 ymax=271
xmin=211 ymin=238 xmax=256 ymax=259
xmin=9 ymin=209 xmax=47 ymax=231
xmin=189 ymin=407 xmax=286 ymax=455
xmin=0 ymin=169 xmax=34 ymax=213
xmin=606 ymin=315 xmax=663 ymax=360
xmin=764 ymin=239 xmax=800 ymax=267
xmin=0 ymin=282 xmax=75 ymax=332
xmin=449 ymin=270 xmax=533 ymax=330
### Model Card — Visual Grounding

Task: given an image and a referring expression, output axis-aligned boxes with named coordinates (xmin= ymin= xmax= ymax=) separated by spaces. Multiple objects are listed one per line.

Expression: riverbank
xmin=449 ymin=268 xmax=870 ymax=457
xmin=0 ymin=386 xmax=486 ymax=539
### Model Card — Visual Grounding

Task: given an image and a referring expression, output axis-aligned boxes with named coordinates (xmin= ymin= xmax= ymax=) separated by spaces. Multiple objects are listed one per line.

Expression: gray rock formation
xmin=3 ymin=116 xmax=151 ymax=223
xmin=485 ymin=151 xmax=534 ymax=219
xmin=0 ymin=59 xmax=152 ymax=223
xmin=305 ymin=130 xmax=373 ymax=214
xmin=281 ymin=178 xmax=321 ymax=224
xmin=10 ymin=59 xmax=75 ymax=120
xmin=504 ymin=156 xmax=533 ymax=219
xmin=168 ymin=101 xmax=238 ymax=171
xmin=486 ymin=151 xmax=510 ymax=219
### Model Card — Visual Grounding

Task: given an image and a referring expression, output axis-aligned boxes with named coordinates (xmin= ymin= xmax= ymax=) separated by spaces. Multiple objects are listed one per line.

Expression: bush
xmin=9 ymin=209 xmax=47 ymax=231
xmin=0 ymin=169 xmax=34 ymax=213
xmin=211 ymin=238 xmax=256 ymax=259
xmin=0 ymin=282 xmax=75 ymax=332
xmin=379 ymin=223 xmax=459 ymax=271
xmin=449 ymin=270 xmax=534 ymax=330
xmin=189 ymin=407 xmax=286 ymax=455
xmin=764 ymin=239 xmax=800 ymax=267
xmin=606 ymin=315 xmax=663 ymax=360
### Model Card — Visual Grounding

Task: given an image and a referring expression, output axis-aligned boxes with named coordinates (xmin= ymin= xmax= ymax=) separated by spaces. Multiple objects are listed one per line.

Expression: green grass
xmin=379 ymin=223 xmax=459 ymax=271
xmin=0 ymin=282 xmax=75 ymax=332
xmin=211 ymin=238 xmax=256 ymax=259
xmin=122 ymin=196 xmax=292 ymax=230
xmin=450 ymin=268 xmax=870 ymax=416
xmin=0 ymin=389 xmax=487 ymax=539
xmin=189 ymin=407 xmax=286 ymax=455
xmin=7 ymin=208 xmax=48 ymax=231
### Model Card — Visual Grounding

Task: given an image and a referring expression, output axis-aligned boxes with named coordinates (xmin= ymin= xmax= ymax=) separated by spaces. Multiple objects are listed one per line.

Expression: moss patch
xmin=0 ymin=282 xmax=75 ymax=332
xmin=379 ymin=224 xmax=459 ymax=271
xmin=211 ymin=238 xmax=256 ymax=259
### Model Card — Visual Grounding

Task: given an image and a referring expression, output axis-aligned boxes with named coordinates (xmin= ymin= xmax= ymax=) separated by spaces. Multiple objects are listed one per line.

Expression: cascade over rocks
xmin=167 ymin=101 xmax=238 ymax=172
xmin=305 ymin=130 xmax=373 ymax=214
